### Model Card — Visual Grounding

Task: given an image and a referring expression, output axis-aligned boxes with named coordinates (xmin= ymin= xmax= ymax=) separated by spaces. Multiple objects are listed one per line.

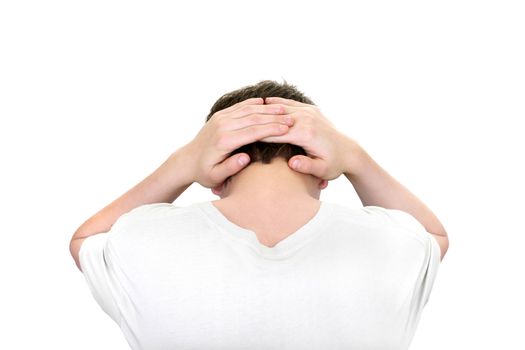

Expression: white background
xmin=1 ymin=0 xmax=523 ymax=348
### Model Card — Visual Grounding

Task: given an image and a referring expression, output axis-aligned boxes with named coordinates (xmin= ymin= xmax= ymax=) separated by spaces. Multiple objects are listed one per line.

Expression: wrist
xmin=341 ymin=138 xmax=369 ymax=178
xmin=167 ymin=145 xmax=197 ymax=186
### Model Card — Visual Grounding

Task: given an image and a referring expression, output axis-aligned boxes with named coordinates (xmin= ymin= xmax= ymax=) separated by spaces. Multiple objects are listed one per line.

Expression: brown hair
xmin=206 ymin=79 xmax=315 ymax=165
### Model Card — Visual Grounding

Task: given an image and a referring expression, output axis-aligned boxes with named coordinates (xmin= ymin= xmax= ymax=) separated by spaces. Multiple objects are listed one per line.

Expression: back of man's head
xmin=206 ymin=80 xmax=314 ymax=164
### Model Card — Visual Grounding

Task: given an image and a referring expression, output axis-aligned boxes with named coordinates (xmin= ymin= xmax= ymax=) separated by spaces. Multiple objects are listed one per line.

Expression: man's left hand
xmin=180 ymin=97 xmax=295 ymax=190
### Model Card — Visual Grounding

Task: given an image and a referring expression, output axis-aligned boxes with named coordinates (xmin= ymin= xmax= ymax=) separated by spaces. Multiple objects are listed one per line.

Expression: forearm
xmin=72 ymin=147 xmax=193 ymax=239
xmin=344 ymin=145 xmax=448 ymax=237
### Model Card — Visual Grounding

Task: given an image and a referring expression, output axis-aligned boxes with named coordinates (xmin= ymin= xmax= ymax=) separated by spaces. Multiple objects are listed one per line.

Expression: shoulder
xmin=122 ymin=202 xmax=179 ymax=218
xmin=323 ymin=202 xmax=440 ymax=252
xmin=113 ymin=203 xmax=183 ymax=227
xmin=322 ymin=202 xmax=409 ymax=229
xmin=360 ymin=205 xmax=445 ymax=260
xmin=107 ymin=202 xmax=205 ymax=246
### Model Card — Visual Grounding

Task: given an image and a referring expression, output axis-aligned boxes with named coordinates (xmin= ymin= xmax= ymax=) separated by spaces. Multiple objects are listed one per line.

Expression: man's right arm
xmin=344 ymin=145 xmax=449 ymax=260
xmin=259 ymin=96 xmax=449 ymax=260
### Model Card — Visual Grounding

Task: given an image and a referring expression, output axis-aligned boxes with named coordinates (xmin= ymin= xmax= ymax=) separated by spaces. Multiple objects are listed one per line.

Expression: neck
xmin=222 ymin=158 xmax=321 ymax=202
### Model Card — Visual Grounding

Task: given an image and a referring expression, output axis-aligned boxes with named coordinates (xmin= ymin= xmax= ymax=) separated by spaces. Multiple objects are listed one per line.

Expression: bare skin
xmin=210 ymin=96 xmax=449 ymax=259
xmin=210 ymin=157 xmax=328 ymax=247
xmin=70 ymin=97 xmax=297 ymax=270
xmin=71 ymin=95 xmax=448 ymax=272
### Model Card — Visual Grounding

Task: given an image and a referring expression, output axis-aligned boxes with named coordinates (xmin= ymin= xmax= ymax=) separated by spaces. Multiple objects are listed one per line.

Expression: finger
xmin=229 ymin=103 xmax=287 ymax=119
xmin=258 ymin=131 xmax=299 ymax=144
xmin=265 ymin=96 xmax=312 ymax=107
xmin=229 ymin=113 xmax=294 ymax=131
xmin=216 ymin=97 xmax=264 ymax=115
xmin=211 ymin=153 xmax=250 ymax=186
xmin=288 ymin=155 xmax=325 ymax=178
xmin=230 ymin=123 xmax=294 ymax=149
xmin=257 ymin=123 xmax=303 ymax=144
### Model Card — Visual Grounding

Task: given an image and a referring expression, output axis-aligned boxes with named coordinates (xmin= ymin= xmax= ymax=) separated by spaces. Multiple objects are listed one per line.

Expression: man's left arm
xmin=70 ymin=97 xmax=295 ymax=272
xmin=69 ymin=147 xmax=194 ymax=271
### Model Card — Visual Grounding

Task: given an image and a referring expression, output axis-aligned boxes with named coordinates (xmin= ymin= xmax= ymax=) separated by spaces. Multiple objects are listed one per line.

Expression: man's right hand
xmin=260 ymin=97 xmax=364 ymax=181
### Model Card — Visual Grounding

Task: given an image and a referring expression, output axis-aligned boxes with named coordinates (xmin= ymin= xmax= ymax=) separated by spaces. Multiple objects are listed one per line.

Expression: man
xmin=70 ymin=80 xmax=448 ymax=349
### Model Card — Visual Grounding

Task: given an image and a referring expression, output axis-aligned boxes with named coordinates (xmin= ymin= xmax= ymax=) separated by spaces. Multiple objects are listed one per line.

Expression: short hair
xmin=205 ymin=79 xmax=315 ymax=165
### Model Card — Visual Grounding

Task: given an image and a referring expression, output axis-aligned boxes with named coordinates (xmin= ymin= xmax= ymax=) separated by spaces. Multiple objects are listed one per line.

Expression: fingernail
xmin=285 ymin=116 xmax=293 ymax=124
xmin=292 ymin=160 xmax=300 ymax=169
xmin=238 ymin=156 xmax=248 ymax=166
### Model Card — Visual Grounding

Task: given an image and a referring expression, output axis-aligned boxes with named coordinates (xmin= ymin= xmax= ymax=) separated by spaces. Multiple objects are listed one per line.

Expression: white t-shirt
xmin=79 ymin=200 xmax=441 ymax=350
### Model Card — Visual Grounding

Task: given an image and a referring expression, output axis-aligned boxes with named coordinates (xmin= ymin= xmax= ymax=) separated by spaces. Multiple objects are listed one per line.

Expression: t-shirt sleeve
xmin=362 ymin=206 xmax=442 ymax=307
xmin=384 ymin=208 xmax=441 ymax=307
xmin=79 ymin=232 xmax=122 ymax=325
xmin=78 ymin=203 xmax=173 ymax=325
